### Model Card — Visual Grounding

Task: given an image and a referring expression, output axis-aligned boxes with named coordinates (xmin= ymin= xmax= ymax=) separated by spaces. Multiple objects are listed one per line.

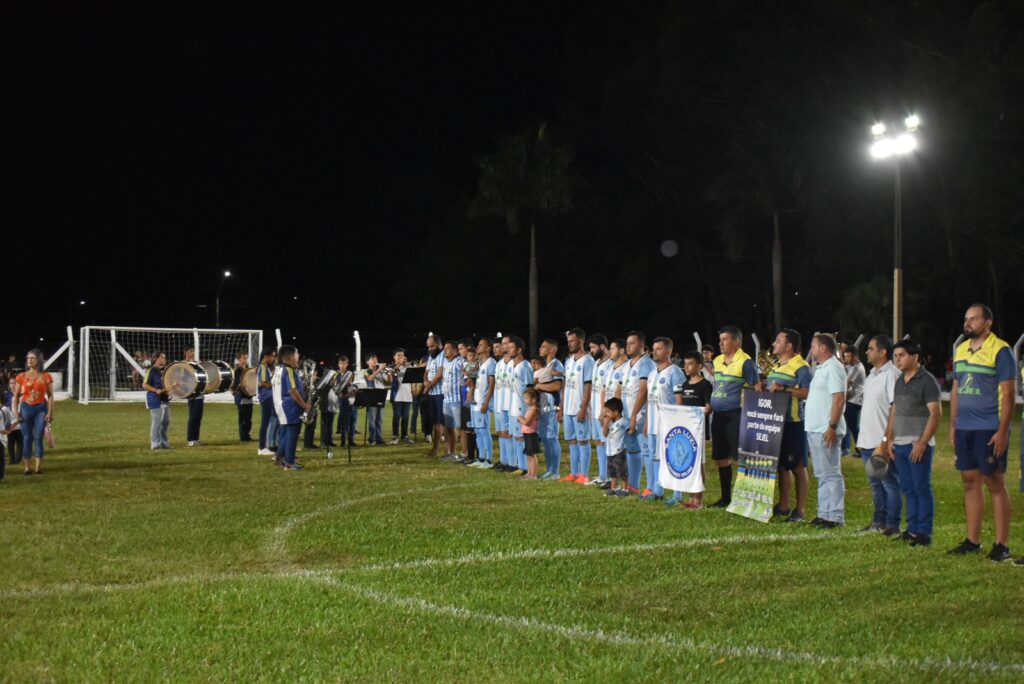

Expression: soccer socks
xmin=466 ymin=432 xmax=477 ymax=461
xmin=596 ymin=443 xmax=608 ymax=481
xmin=627 ymin=451 xmax=643 ymax=490
xmin=578 ymin=443 xmax=591 ymax=479
xmin=499 ymin=437 xmax=509 ymax=465
xmin=545 ymin=437 xmax=561 ymax=475
xmin=719 ymin=464 xmax=733 ymax=502
xmin=517 ymin=439 xmax=528 ymax=471
xmin=644 ymin=454 xmax=657 ymax=494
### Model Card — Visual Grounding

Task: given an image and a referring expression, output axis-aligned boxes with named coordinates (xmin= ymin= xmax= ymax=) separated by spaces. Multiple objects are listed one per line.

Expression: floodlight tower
xmin=870 ymin=115 xmax=920 ymax=340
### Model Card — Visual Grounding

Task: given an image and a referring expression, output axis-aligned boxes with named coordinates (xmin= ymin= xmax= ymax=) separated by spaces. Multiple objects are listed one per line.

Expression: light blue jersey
xmin=473 ymin=356 xmax=496 ymax=409
xmin=622 ymin=355 xmax=656 ymax=422
xmin=509 ymin=359 xmax=534 ymax=417
xmin=539 ymin=358 xmax=564 ymax=413
xmin=592 ymin=357 xmax=613 ymax=410
xmin=442 ymin=355 xmax=465 ymax=403
xmin=563 ymin=353 xmax=595 ymax=416
xmin=647 ymin=363 xmax=685 ymax=433
xmin=426 ymin=351 xmax=444 ymax=396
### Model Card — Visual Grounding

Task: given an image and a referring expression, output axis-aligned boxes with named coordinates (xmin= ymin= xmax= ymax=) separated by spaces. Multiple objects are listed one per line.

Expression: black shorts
xmin=524 ymin=433 xmax=541 ymax=456
xmin=778 ymin=422 xmax=808 ymax=471
xmin=955 ymin=429 xmax=1009 ymax=475
xmin=711 ymin=410 xmax=740 ymax=461
xmin=608 ymin=451 xmax=628 ymax=480
xmin=461 ymin=405 xmax=472 ymax=431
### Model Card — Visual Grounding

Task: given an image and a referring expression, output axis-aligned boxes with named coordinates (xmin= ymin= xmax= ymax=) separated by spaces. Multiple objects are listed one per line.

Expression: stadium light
xmin=870 ymin=114 xmax=921 ymax=340
xmin=216 ymin=269 xmax=232 ymax=327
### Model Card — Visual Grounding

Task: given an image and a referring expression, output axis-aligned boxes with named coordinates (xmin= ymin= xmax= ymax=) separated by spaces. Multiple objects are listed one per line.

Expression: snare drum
xmin=238 ymin=368 xmax=258 ymax=397
xmin=163 ymin=361 xmax=208 ymax=399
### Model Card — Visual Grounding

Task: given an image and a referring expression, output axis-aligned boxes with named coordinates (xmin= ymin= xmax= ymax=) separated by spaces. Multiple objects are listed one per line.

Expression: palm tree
xmin=468 ymin=122 xmax=574 ymax=351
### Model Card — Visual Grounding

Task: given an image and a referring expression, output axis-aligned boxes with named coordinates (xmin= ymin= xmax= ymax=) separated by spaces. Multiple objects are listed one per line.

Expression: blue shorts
xmin=471 ymin=409 xmax=490 ymax=431
xmin=624 ymin=430 xmax=641 ymax=454
xmin=429 ymin=395 xmax=445 ymax=425
xmin=495 ymin=409 xmax=509 ymax=433
xmin=443 ymin=401 xmax=463 ymax=430
xmin=509 ymin=413 xmax=524 ymax=438
xmin=591 ymin=414 xmax=605 ymax=443
xmin=779 ymin=422 xmax=808 ymax=471
xmin=955 ymin=429 xmax=1008 ymax=476
xmin=564 ymin=414 xmax=590 ymax=441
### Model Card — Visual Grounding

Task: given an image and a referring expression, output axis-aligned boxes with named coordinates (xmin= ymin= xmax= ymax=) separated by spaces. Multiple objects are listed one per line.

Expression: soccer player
xmin=469 ymin=337 xmax=497 ymax=469
xmin=766 ymin=329 xmax=812 ymax=522
xmin=709 ymin=326 xmax=761 ymax=507
xmin=493 ymin=336 xmax=514 ymax=471
xmin=884 ymin=339 xmax=941 ymax=547
xmin=440 ymin=341 xmax=465 ymax=462
xmin=507 ymin=336 xmax=534 ymax=475
xmin=560 ymin=327 xmax=595 ymax=483
xmin=422 ymin=334 xmax=446 ymax=459
xmin=622 ymin=331 xmax=656 ymax=494
xmin=644 ymin=337 xmax=685 ymax=501
xmin=586 ymin=334 xmax=613 ymax=486
xmin=273 ymin=345 xmax=308 ymax=471
xmin=947 ymin=304 xmax=1016 ymax=562
xmin=535 ymin=339 xmax=564 ymax=479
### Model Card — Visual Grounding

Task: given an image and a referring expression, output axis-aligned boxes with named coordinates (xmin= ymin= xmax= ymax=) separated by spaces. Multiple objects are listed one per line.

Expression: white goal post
xmin=78 ymin=326 xmax=263 ymax=404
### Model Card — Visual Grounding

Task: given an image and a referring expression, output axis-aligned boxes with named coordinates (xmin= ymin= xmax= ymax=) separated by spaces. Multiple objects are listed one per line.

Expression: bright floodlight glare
xmin=904 ymin=114 xmax=920 ymax=130
xmin=224 ymin=270 xmax=232 ymax=277
xmin=895 ymin=133 xmax=917 ymax=154
xmin=870 ymin=138 xmax=894 ymax=159
xmin=871 ymin=122 xmax=886 ymax=136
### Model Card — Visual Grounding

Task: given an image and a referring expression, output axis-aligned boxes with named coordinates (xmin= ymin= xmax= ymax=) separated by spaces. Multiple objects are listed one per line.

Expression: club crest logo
xmin=664 ymin=425 xmax=698 ymax=479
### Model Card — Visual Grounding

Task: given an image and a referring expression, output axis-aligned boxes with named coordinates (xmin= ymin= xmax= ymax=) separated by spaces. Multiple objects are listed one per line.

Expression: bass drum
xmin=163 ymin=361 xmax=208 ymax=399
xmin=237 ymin=368 xmax=258 ymax=398
xmin=200 ymin=360 xmax=234 ymax=394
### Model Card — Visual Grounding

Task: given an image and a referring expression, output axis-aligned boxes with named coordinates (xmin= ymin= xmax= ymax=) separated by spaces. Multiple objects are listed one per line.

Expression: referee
xmin=709 ymin=326 xmax=761 ymax=507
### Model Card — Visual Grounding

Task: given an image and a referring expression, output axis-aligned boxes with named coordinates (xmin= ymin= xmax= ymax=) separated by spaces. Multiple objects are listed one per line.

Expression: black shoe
xmin=892 ymin=530 xmax=915 ymax=542
xmin=819 ymin=520 xmax=842 ymax=529
xmin=809 ymin=517 xmax=827 ymax=527
xmin=947 ymin=538 xmax=982 ymax=555
xmin=988 ymin=543 xmax=1013 ymax=563
xmin=600 ymin=481 xmax=612 ymax=490
xmin=882 ymin=527 xmax=900 ymax=537
xmin=784 ymin=511 xmax=805 ymax=523
xmin=910 ymin=535 xmax=932 ymax=547
xmin=710 ymin=499 xmax=730 ymax=509
xmin=772 ymin=504 xmax=791 ymax=518
xmin=1013 ymin=556 xmax=1024 ymax=567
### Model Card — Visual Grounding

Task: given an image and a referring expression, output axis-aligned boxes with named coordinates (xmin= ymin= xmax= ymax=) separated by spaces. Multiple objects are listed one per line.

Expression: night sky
xmin=10 ymin=2 xmax=1024 ymax=364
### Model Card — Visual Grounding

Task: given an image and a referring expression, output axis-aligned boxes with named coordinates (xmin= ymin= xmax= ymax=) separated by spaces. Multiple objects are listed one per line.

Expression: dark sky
xmin=9 ymin=2 xmax=1024 ymax=363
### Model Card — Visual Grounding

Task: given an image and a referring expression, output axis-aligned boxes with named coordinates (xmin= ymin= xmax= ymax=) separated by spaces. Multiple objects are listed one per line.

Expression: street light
xmin=870 ymin=115 xmax=920 ymax=340
xmin=216 ymin=270 xmax=231 ymax=327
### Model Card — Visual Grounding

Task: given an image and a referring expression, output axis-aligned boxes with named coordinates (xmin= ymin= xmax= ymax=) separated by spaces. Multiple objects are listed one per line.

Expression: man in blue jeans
xmin=857 ymin=335 xmax=902 ymax=535
xmin=884 ymin=339 xmax=941 ymax=547
xmin=804 ymin=333 xmax=847 ymax=528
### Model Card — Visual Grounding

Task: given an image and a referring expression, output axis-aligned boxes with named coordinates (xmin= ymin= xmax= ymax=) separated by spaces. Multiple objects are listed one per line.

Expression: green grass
xmin=1 ymin=401 xmax=1023 ymax=682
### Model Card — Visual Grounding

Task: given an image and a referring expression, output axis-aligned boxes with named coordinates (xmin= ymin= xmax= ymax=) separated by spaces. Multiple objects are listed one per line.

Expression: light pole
xmin=870 ymin=115 xmax=920 ymax=340
xmin=216 ymin=270 xmax=231 ymax=327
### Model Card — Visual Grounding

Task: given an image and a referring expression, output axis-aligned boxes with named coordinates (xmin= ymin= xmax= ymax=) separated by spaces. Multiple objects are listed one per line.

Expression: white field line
xmin=264 ymin=482 xmax=479 ymax=558
xmin=311 ymin=576 xmax=1024 ymax=676
xmin=354 ymin=531 xmax=836 ymax=572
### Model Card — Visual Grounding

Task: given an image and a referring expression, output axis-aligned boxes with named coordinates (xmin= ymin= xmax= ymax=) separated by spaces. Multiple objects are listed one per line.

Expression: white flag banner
xmin=656 ymin=404 xmax=705 ymax=493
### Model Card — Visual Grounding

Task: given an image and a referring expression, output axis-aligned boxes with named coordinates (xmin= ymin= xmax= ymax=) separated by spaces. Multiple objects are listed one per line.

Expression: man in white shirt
xmin=388 ymin=349 xmax=414 ymax=445
xmin=842 ymin=347 xmax=867 ymax=456
xmin=856 ymin=335 xmax=902 ymax=535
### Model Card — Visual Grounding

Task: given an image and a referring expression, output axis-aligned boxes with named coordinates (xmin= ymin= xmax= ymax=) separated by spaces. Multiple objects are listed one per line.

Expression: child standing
xmin=678 ymin=352 xmax=712 ymax=508
xmin=273 ymin=345 xmax=309 ymax=471
xmin=519 ymin=388 xmax=541 ymax=479
xmin=602 ymin=397 xmax=629 ymax=496
xmin=0 ymin=403 xmax=20 ymax=481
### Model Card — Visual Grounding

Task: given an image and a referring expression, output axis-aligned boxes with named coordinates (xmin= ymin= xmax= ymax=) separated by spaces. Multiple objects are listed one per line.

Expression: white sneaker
xmin=477 ymin=461 xmax=493 ymax=469
xmin=187 ymin=441 xmax=200 ymax=447
xmin=257 ymin=448 xmax=274 ymax=456
xmin=584 ymin=478 xmax=604 ymax=486
xmin=388 ymin=438 xmax=400 ymax=445
xmin=426 ymin=435 xmax=432 ymax=445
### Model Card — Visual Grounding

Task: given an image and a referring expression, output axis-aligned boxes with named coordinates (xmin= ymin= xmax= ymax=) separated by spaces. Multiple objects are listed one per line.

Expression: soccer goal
xmin=78 ymin=326 xmax=263 ymax=403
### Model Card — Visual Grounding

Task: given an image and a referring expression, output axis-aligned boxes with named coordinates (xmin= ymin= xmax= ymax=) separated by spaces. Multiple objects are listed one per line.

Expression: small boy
xmin=0 ymin=402 xmax=20 ymax=481
xmin=273 ymin=345 xmax=309 ymax=471
xmin=678 ymin=352 xmax=712 ymax=508
xmin=602 ymin=397 xmax=629 ymax=496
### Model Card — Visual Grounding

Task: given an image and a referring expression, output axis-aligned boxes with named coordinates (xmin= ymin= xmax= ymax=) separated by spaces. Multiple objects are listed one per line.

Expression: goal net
xmin=79 ymin=326 xmax=263 ymax=403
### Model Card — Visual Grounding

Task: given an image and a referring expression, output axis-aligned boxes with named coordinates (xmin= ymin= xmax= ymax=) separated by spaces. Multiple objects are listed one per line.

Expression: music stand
xmin=353 ymin=388 xmax=389 ymax=462
xmin=402 ymin=366 xmax=425 ymax=384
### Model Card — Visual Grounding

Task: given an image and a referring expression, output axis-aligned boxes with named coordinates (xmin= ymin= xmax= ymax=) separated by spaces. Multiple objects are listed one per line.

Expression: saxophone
xmin=300 ymin=362 xmax=337 ymax=425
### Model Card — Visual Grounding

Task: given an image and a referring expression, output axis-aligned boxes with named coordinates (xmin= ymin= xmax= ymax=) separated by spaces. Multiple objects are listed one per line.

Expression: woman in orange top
xmin=12 ymin=348 xmax=54 ymax=475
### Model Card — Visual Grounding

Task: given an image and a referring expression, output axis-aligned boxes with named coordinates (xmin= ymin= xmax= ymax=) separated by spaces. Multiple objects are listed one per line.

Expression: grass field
xmin=1 ymin=401 xmax=1023 ymax=682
